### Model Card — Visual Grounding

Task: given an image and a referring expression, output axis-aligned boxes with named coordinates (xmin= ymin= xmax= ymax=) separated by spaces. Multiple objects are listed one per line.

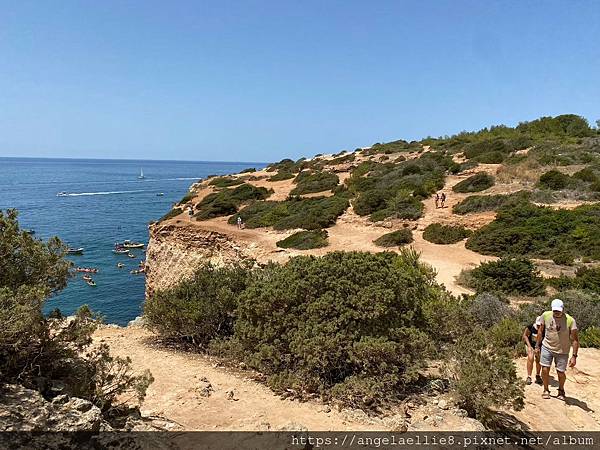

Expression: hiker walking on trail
xmin=523 ymin=316 xmax=544 ymax=385
xmin=440 ymin=192 xmax=446 ymax=208
xmin=434 ymin=193 xmax=440 ymax=209
xmin=535 ymin=299 xmax=579 ymax=401
xmin=237 ymin=216 xmax=243 ymax=229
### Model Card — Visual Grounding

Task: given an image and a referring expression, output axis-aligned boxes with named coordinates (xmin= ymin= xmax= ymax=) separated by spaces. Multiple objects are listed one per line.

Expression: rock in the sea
xmin=127 ymin=316 xmax=145 ymax=327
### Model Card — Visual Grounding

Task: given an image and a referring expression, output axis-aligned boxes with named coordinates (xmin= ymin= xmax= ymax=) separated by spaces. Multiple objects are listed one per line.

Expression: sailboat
xmin=138 ymin=168 xmax=145 ymax=179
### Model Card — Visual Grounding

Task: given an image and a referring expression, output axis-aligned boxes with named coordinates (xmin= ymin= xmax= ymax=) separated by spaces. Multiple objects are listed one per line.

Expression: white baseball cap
xmin=535 ymin=316 xmax=543 ymax=327
xmin=551 ymin=299 xmax=564 ymax=312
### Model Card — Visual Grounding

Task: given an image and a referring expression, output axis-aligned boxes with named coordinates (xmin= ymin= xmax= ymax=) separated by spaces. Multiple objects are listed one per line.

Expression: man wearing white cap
xmin=535 ymin=299 xmax=579 ymax=400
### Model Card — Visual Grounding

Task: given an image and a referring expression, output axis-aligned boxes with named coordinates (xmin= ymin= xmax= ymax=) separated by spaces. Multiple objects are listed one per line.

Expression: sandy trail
xmin=95 ymin=326 xmax=380 ymax=431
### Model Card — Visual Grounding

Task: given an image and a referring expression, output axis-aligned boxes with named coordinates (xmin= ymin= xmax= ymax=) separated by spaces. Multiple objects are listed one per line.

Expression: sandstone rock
xmin=438 ymin=399 xmax=449 ymax=410
xmin=127 ymin=316 xmax=145 ymax=327
xmin=0 ymin=384 xmax=103 ymax=432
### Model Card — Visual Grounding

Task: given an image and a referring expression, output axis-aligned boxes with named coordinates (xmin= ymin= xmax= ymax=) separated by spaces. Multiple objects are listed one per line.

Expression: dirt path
xmin=513 ymin=349 xmax=600 ymax=431
xmin=95 ymin=326 xmax=382 ymax=431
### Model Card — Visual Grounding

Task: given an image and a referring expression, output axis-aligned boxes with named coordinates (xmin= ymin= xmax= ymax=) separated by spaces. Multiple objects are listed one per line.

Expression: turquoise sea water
xmin=0 ymin=157 xmax=263 ymax=325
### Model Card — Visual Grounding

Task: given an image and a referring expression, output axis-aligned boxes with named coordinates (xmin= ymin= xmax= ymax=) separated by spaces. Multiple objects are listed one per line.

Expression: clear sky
xmin=0 ymin=1 xmax=598 ymax=162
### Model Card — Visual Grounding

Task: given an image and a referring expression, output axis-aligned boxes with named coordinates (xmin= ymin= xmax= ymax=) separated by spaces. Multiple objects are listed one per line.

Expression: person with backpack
xmin=535 ymin=299 xmax=579 ymax=400
xmin=523 ymin=316 xmax=543 ymax=385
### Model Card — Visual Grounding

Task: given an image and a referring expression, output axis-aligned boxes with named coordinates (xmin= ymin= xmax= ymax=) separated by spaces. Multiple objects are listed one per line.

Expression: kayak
xmin=67 ymin=248 xmax=84 ymax=255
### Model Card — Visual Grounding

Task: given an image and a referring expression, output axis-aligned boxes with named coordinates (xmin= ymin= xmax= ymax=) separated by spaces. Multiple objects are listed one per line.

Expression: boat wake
xmin=60 ymin=189 xmax=150 ymax=196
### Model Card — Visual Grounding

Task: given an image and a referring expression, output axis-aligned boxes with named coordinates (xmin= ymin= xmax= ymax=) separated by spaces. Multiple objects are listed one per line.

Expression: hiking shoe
xmin=535 ymin=375 xmax=543 ymax=385
xmin=526 ymin=376 xmax=532 ymax=385
xmin=557 ymin=389 xmax=566 ymax=401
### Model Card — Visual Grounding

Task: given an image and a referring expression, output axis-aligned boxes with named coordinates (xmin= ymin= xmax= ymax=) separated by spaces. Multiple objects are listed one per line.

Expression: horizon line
xmin=0 ymin=155 xmax=270 ymax=165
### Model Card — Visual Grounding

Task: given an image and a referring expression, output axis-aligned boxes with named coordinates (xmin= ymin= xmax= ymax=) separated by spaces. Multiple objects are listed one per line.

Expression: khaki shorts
xmin=540 ymin=345 xmax=568 ymax=373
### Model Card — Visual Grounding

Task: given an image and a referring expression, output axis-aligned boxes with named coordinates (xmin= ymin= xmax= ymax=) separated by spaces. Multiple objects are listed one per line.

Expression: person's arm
xmin=535 ymin=322 xmax=544 ymax=353
xmin=523 ymin=327 xmax=532 ymax=349
xmin=570 ymin=329 xmax=579 ymax=368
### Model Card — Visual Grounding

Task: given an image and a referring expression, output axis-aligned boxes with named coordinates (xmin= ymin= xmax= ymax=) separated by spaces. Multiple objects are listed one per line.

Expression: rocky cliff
xmin=145 ymin=220 xmax=252 ymax=298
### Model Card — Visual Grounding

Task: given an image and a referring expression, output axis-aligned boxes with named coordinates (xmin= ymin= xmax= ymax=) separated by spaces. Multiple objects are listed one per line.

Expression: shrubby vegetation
xmin=209 ymin=176 xmax=244 ymax=188
xmin=268 ymin=171 xmax=295 ymax=181
xmin=276 ymin=229 xmax=329 ymax=250
xmin=466 ymin=201 xmax=600 ymax=263
xmin=422 ymin=223 xmax=471 ymax=244
xmin=459 ymin=258 xmax=546 ymax=296
xmin=452 ymin=173 xmax=495 ymax=193
xmin=373 ymin=229 xmax=413 ymax=247
xmin=361 ymin=140 xmax=421 ymax=155
xmin=290 ymin=170 xmax=339 ymax=195
xmin=146 ymin=250 xmax=528 ymax=420
xmin=0 ymin=209 xmax=152 ymax=415
xmin=547 ymin=266 xmax=600 ymax=294
xmin=348 ymin=152 xmax=455 ymax=221
xmin=194 ymin=183 xmax=273 ymax=220
xmin=229 ymin=194 xmax=349 ymax=230
xmin=158 ymin=206 xmax=183 ymax=222
xmin=452 ymin=191 xmax=532 ymax=215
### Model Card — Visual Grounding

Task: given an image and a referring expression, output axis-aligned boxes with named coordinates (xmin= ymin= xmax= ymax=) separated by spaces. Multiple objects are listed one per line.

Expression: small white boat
xmin=156 ymin=192 xmax=164 ymax=196
xmin=86 ymin=279 xmax=96 ymax=287
xmin=117 ymin=263 xmax=125 ymax=268
xmin=121 ymin=240 xmax=144 ymax=249
xmin=112 ymin=248 xmax=129 ymax=254
xmin=138 ymin=168 xmax=145 ymax=179
xmin=127 ymin=253 xmax=136 ymax=259
xmin=57 ymin=192 xmax=68 ymax=197
xmin=67 ymin=247 xmax=84 ymax=255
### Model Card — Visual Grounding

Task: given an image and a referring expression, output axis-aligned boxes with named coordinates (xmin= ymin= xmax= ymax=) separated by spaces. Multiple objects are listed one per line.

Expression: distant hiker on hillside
xmin=523 ymin=316 xmax=544 ymax=385
xmin=434 ymin=193 xmax=440 ymax=208
xmin=237 ymin=216 xmax=243 ymax=229
xmin=188 ymin=207 xmax=193 ymax=219
xmin=440 ymin=192 xmax=446 ymax=208
xmin=535 ymin=299 xmax=579 ymax=400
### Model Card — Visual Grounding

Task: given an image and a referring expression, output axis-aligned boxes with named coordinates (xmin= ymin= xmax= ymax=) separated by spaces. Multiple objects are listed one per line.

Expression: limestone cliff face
xmin=145 ymin=221 xmax=251 ymax=297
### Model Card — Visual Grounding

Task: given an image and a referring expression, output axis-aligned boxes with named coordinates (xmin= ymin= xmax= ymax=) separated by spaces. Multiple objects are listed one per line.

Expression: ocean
xmin=0 ymin=157 xmax=264 ymax=325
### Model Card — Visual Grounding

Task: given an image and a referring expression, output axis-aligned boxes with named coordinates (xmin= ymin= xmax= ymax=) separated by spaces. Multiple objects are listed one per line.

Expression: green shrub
xmin=0 ymin=210 xmax=152 ymax=413
xmin=368 ymin=190 xmax=424 ymax=222
xmin=240 ymin=167 xmax=257 ymax=173
xmin=538 ymin=170 xmax=571 ymax=190
xmin=178 ymin=191 xmax=194 ymax=204
xmin=266 ymin=158 xmax=306 ymax=174
xmin=231 ymin=194 xmax=349 ymax=230
xmin=547 ymin=266 xmax=600 ymax=293
xmin=268 ymin=171 xmax=295 ymax=181
xmin=553 ymin=290 xmax=600 ymax=331
xmin=467 ymin=293 xmax=512 ymax=329
xmin=572 ymin=167 xmax=599 ymax=183
xmin=466 ymin=202 xmax=600 ymax=261
xmin=209 ymin=176 xmax=244 ymax=188
xmin=144 ymin=262 xmax=251 ymax=346
xmin=452 ymin=191 xmax=535 ymax=215
xmin=474 ymin=151 xmax=507 ymax=164
xmin=195 ymin=183 xmax=272 ymax=220
xmin=489 ymin=318 xmax=524 ymax=356
xmin=580 ymin=326 xmax=600 ymax=348
xmin=448 ymin=330 xmax=524 ymax=424
xmin=373 ymin=229 xmax=413 ymax=247
xmin=290 ymin=171 xmax=339 ymax=195
xmin=229 ymin=250 xmax=439 ymax=408
xmin=422 ymin=223 xmax=471 ymax=244
xmin=158 ymin=207 xmax=182 ymax=222
xmin=276 ymin=230 xmax=329 ymax=250
xmin=452 ymin=173 xmax=495 ymax=193
xmin=461 ymin=258 xmax=546 ymax=296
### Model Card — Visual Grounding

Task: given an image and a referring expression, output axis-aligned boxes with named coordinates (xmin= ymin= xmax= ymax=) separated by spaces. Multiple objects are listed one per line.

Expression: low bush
xmin=460 ymin=258 xmax=546 ymax=296
xmin=158 ymin=207 xmax=183 ymax=222
xmin=0 ymin=210 xmax=153 ymax=413
xmin=209 ymin=176 xmax=244 ymax=188
xmin=195 ymin=183 xmax=272 ymax=220
xmin=422 ymin=223 xmax=471 ymax=244
xmin=178 ymin=191 xmax=194 ymax=204
xmin=368 ymin=190 xmax=424 ymax=222
xmin=268 ymin=171 xmax=295 ymax=181
xmin=290 ymin=171 xmax=339 ymax=195
xmin=537 ymin=170 xmax=571 ymax=190
xmin=230 ymin=250 xmax=438 ymax=408
xmin=547 ymin=266 xmax=600 ymax=293
xmin=466 ymin=201 xmax=600 ymax=262
xmin=144 ymin=262 xmax=251 ymax=347
xmin=467 ymin=293 xmax=512 ymax=329
xmin=452 ymin=173 xmax=495 ymax=193
xmin=276 ymin=230 xmax=329 ymax=250
xmin=373 ymin=229 xmax=413 ymax=247
xmin=580 ymin=326 xmax=600 ymax=348
xmin=240 ymin=167 xmax=257 ymax=173
xmin=448 ymin=330 xmax=524 ymax=424
xmin=230 ymin=194 xmax=349 ymax=230
xmin=552 ymin=290 xmax=600 ymax=331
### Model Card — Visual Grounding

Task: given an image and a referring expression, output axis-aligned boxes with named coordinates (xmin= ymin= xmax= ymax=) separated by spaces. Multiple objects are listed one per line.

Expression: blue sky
xmin=0 ymin=1 xmax=598 ymax=162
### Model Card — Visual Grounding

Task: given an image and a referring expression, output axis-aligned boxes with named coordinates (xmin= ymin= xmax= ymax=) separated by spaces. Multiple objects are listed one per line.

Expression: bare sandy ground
xmin=96 ymin=326 xmax=600 ymax=431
